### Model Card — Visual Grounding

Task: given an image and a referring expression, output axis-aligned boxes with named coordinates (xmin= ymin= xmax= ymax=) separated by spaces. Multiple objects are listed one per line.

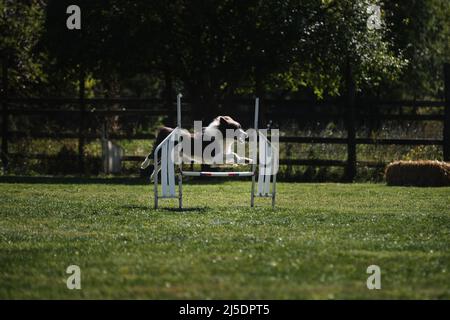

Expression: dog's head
xmin=214 ymin=116 xmax=248 ymax=143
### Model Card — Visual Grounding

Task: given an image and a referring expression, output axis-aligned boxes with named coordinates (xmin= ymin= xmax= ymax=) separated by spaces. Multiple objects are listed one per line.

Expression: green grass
xmin=0 ymin=177 xmax=449 ymax=299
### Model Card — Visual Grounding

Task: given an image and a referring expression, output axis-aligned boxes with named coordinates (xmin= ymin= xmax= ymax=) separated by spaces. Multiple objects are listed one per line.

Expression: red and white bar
xmin=182 ymin=171 xmax=254 ymax=177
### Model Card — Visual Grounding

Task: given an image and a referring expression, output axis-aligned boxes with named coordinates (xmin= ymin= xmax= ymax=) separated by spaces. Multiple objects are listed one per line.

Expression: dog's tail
xmin=140 ymin=155 xmax=152 ymax=170
xmin=141 ymin=126 xmax=174 ymax=170
xmin=140 ymin=155 xmax=160 ymax=181
xmin=141 ymin=151 xmax=159 ymax=180
xmin=142 ymin=126 xmax=186 ymax=180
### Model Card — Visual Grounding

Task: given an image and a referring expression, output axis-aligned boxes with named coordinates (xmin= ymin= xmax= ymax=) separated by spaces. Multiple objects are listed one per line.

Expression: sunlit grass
xmin=0 ymin=178 xmax=448 ymax=299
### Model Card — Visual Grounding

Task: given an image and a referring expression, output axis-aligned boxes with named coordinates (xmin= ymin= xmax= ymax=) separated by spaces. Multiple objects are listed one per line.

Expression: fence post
xmin=255 ymin=67 xmax=267 ymax=127
xmin=1 ymin=57 xmax=8 ymax=173
xmin=101 ymin=121 xmax=109 ymax=174
xmin=78 ymin=67 xmax=86 ymax=174
xmin=344 ymin=61 xmax=356 ymax=182
xmin=163 ymin=67 xmax=174 ymax=125
xmin=444 ymin=63 xmax=450 ymax=162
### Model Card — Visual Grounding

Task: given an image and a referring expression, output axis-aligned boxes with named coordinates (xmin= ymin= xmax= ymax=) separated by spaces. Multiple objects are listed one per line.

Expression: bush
xmin=385 ymin=160 xmax=450 ymax=187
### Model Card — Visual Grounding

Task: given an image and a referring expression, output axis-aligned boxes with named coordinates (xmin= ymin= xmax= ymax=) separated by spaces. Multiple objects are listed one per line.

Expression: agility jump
xmin=147 ymin=94 xmax=277 ymax=209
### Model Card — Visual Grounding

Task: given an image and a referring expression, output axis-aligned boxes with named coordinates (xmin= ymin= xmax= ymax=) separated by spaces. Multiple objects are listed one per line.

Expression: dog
xmin=141 ymin=116 xmax=251 ymax=180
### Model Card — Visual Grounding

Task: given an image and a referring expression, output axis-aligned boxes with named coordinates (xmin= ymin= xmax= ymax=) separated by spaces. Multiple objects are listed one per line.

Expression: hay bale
xmin=385 ymin=160 xmax=450 ymax=187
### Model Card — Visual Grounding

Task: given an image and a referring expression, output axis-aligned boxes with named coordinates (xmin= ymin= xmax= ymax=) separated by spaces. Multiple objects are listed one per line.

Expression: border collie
xmin=141 ymin=116 xmax=251 ymax=180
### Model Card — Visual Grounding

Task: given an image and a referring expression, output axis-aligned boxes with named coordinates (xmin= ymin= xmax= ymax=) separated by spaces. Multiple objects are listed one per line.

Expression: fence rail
xmin=1 ymin=64 xmax=449 ymax=179
xmin=7 ymin=153 xmax=387 ymax=169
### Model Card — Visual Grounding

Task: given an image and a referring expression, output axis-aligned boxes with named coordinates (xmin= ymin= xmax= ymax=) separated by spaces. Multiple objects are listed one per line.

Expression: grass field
xmin=0 ymin=177 xmax=449 ymax=299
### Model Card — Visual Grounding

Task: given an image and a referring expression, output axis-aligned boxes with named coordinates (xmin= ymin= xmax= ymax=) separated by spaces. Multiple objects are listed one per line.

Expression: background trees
xmin=1 ymin=0 xmax=449 ymax=101
xmin=384 ymin=0 xmax=450 ymax=99
xmin=0 ymin=0 xmax=46 ymax=97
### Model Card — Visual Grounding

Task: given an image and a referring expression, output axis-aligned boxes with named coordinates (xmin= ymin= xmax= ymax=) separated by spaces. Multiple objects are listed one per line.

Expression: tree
xmin=0 ymin=0 xmax=47 ymax=97
xmin=384 ymin=0 xmax=450 ymax=99
xmin=41 ymin=0 xmax=408 ymax=102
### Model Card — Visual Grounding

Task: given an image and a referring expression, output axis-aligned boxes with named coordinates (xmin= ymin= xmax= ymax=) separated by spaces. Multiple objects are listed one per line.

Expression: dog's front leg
xmin=228 ymin=152 xmax=253 ymax=165
xmin=149 ymin=160 xmax=161 ymax=181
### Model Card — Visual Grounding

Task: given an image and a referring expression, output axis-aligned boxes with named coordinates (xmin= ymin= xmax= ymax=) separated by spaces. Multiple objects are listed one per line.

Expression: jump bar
xmin=182 ymin=171 xmax=254 ymax=177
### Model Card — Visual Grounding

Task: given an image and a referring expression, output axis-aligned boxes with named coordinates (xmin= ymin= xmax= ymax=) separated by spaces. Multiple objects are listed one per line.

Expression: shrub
xmin=385 ymin=160 xmax=450 ymax=187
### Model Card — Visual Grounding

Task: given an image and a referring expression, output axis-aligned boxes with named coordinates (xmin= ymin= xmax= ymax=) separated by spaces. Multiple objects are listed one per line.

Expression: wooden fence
xmin=1 ymin=64 xmax=449 ymax=180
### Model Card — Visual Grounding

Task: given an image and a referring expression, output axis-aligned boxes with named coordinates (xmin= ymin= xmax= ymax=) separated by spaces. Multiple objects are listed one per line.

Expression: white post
xmin=154 ymin=150 xmax=158 ymax=209
xmin=271 ymin=129 xmax=277 ymax=208
xmin=272 ymin=169 xmax=276 ymax=208
xmin=251 ymin=97 xmax=259 ymax=207
xmin=177 ymin=93 xmax=183 ymax=209
xmin=177 ymin=93 xmax=182 ymax=128
xmin=254 ymin=97 xmax=259 ymax=130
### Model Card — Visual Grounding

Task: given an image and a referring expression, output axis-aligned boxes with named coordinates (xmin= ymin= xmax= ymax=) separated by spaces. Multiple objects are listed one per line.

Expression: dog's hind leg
xmin=141 ymin=154 xmax=152 ymax=169
xmin=141 ymin=127 xmax=174 ymax=170
xmin=149 ymin=160 xmax=161 ymax=181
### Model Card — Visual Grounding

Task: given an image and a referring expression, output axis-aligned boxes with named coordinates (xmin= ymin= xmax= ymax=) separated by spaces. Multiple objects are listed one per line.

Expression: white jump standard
xmin=152 ymin=94 xmax=277 ymax=209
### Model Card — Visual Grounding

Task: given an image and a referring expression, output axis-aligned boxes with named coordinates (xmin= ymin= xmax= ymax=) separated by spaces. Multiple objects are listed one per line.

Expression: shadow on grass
xmin=0 ymin=175 xmax=244 ymax=185
xmin=159 ymin=207 xmax=209 ymax=213
xmin=0 ymin=175 xmax=148 ymax=185
xmin=120 ymin=204 xmax=152 ymax=210
xmin=121 ymin=204 xmax=209 ymax=213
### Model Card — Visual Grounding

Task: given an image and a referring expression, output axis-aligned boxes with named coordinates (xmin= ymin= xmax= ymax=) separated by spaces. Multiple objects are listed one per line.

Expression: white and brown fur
xmin=141 ymin=116 xmax=250 ymax=180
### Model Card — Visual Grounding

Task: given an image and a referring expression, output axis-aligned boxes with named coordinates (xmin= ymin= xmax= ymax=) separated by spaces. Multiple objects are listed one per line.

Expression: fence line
xmin=1 ymin=64 xmax=449 ymax=178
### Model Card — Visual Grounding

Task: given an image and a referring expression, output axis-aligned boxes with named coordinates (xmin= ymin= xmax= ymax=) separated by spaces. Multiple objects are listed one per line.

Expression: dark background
xmin=0 ymin=0 xmax=449 ymax=180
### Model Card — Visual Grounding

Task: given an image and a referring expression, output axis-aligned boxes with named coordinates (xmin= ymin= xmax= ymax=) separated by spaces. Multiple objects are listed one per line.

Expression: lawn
xmin=0 ymin=177 xmax=449 ymax=299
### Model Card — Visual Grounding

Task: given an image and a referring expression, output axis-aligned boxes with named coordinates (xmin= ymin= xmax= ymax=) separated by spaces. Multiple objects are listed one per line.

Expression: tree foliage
xmin=384 ymin=0 xmax=450 ymax=98
xmin=0 ymin=0 xmax=46 ymax=96
xmin=2 ymin=0 xmax=447 ymax=101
